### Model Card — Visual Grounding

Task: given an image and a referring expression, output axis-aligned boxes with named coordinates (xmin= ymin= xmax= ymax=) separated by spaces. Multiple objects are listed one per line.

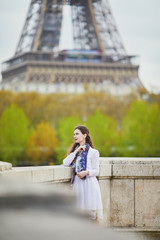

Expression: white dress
xmin=63 ymin=147 xmax=103 ymax=220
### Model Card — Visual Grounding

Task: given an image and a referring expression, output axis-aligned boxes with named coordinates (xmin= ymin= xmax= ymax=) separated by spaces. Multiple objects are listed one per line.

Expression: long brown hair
xmin=67 ymin=125 xmax=94 ymax=155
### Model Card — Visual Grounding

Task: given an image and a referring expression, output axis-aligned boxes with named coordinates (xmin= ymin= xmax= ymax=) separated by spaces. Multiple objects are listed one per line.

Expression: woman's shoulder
xmin=89 ymin=146 xmax=99 ymax=155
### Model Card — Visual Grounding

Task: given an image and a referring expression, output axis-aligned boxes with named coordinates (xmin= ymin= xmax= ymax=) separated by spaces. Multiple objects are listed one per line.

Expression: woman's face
xmin=74 ymin=129 xmax=86 ymax=144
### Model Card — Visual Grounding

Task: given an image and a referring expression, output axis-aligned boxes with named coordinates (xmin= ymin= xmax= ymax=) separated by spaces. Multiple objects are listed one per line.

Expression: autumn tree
xmin=14 ymin=92 xmax=47 ymax=126
xmin=66 ymin=91 xmax=128 ymax=124
xmin=0 ymin=90 xmax=14 ymax=117
xmin=26 ymin=120 xmax=59 ymax=165
xmin=14 ymin=92 xmax=75 ymax=128
xmin=0 ymin=104 xmax=32 ymax=165
xmin=0 ymin=90 xmax=143 ymax=130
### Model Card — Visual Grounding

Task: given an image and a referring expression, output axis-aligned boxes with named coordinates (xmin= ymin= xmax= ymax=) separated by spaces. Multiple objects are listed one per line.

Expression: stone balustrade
xmin=0 ymin=158 xmax=160 ymax=231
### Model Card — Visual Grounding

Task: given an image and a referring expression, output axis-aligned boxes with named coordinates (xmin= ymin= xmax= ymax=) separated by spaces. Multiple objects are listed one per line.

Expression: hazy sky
xmin=0 ymin=0 xmax=160 ymax=93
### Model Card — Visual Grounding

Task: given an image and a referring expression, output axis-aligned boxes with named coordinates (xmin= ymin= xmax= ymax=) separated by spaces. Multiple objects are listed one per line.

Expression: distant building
xmin=1 ymin=0 xmax=145 ymax=96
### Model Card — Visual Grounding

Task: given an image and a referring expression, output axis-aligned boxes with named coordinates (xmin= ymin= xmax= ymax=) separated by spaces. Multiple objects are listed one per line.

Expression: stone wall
xmin=0 ymin=158 xmax=160 ymax=230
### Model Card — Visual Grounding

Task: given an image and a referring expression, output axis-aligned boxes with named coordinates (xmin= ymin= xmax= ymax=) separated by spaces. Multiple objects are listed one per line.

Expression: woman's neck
xmin=79 ymin=141 xmax=86 ymax=146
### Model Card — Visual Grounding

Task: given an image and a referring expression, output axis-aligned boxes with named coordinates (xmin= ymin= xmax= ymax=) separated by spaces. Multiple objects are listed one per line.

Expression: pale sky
xmin=0 ymin=0 xmax=160 ymax=93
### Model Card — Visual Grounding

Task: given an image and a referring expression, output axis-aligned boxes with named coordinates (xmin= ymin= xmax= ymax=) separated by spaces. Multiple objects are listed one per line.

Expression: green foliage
xmin=0 ymin=104 xmax=32 ymax=165
xmin=85 ymin=109 xmax=118 ymax=157
xmin=120 ymin=100 xmax=160 ymax=156
xmin=0 ymin=90 xmax=160 ymax=165
xmin=56 ymin=115 xmax=83 ymax=164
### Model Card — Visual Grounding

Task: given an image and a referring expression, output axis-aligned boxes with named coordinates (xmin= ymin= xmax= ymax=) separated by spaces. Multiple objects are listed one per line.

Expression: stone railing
xmin=0 ymin=158 xmax=160 ymax=231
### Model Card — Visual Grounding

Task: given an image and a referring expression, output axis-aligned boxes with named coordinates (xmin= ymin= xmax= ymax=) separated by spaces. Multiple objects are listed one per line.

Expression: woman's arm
xmin=63 ymin=152 xmax=76 ymax=166
xmin=63 ymin=145 xmax=86 ymax=167
xmin=88 ymin=150 xmax=100 ymax=177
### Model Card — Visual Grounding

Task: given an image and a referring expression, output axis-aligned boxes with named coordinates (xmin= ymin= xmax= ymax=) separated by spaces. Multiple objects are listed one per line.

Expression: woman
xmin=63 ymin=125 xmax=103 ymax=222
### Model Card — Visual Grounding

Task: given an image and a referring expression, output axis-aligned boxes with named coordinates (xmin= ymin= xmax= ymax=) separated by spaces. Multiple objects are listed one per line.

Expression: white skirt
xmin=72 ymin=175 xmax=103 ymax=220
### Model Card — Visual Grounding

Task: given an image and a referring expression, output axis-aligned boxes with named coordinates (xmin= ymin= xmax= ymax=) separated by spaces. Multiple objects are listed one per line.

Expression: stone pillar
xmin=98 ymin=158 xmax=160 ymax=229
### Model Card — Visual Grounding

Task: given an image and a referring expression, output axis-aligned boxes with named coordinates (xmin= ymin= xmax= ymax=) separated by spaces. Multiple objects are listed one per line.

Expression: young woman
xmin=63 ymin=125 xmax=103 ymax=221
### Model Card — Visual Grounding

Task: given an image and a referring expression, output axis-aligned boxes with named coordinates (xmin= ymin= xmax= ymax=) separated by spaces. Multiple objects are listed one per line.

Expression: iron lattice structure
xmin=1 ymin=0 xmax=144 ymax=95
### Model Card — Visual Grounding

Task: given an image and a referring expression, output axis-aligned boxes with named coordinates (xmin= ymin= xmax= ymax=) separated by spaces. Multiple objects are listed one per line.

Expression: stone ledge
xmin=113 ymin=164 xmax=153 ymax=177
xmin=100 ymin=157 xmax=160 ymax=165
xmin=0 ymin=158 xmax=160 ymax=183
xmin=112 ymin=227 xmax=160 ymax=232
xmin=0 ymin=161 xmax=12 ymax=171
xmin=0 ymin=165 xmax=72 ymax=183
xmin=99 ymin=163 xmax=112 ymax=177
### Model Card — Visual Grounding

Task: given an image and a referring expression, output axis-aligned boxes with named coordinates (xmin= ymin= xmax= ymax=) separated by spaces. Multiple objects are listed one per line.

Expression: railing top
xmin=0 ymin=158 xmax=160 ymax=183
xmin=0 ymin=161 xmax=12 ymax=171
xmin=100 ymin=157 xmax=160 ymax=164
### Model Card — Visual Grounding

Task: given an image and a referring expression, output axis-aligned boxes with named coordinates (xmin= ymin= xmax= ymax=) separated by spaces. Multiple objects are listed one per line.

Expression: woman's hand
xmin=74 ymin=145 xmax=86 ymax=155
xmin=77 ymin=170 xmax=89 ymax=178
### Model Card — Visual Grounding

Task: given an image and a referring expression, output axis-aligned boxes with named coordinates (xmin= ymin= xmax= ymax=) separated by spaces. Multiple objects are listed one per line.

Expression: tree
xmin=14 ymin=92 xmax=46 ymax=126
xmin=56 ymin=116 xmax=83 ymax=164
xmin=14 ymin=92 xmax=74 ymax=128
xmin=26 ymin=120 xmax=59 ymax=165
xmin=120 ymin=100 xmax=160 ymax=156
xmin=85 ymin=109 xmax=118 ymax=157
xmin=0 ymin=90 xmax=14 ymax=117
xmin=0 ymin=104 xmax=32 ymax=165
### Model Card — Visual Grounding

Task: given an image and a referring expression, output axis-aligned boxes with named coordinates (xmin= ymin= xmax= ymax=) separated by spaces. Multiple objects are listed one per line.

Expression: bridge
xmin=0 ymin=157 xmax=160 ymax=236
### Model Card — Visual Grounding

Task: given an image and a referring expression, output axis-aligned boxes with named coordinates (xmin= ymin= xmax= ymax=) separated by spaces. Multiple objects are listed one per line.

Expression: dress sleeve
xmin=88 ymin=150 xmax=100 ymax=177
xmin=63 ymin=152 xmax=76 ymax=167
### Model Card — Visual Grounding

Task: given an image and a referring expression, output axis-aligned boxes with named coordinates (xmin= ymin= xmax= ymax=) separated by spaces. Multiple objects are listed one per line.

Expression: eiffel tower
xmin=1 ymin=0 xmax=144 ymax=95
